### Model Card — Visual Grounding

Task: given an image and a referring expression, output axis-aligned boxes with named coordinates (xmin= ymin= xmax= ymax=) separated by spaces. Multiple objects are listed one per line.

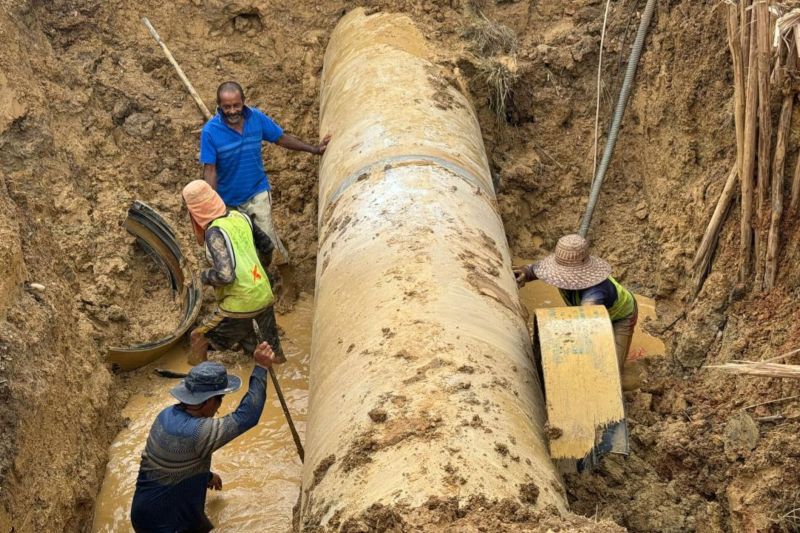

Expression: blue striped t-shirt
xmin=199 ymin=106 xmax=283 ymax=206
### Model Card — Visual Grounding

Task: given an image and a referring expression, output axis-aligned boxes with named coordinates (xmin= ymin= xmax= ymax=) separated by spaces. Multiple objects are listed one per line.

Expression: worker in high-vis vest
xmin=182 ymin=180 xmax=284 ymax=365
xmin=514 ymin=234 xmax=637 ymax=370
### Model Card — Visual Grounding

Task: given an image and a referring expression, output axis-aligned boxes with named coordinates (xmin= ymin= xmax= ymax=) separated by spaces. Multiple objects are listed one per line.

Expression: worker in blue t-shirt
xmin=199 ymin=80 xmax=331 ymax=267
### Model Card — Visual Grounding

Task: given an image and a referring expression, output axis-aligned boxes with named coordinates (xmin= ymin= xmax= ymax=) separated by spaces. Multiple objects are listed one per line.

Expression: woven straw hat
xmin=532 ymin=234 xmax=611 ymax=290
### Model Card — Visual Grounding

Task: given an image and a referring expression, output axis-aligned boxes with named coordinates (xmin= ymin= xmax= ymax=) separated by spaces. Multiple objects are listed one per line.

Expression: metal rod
xmin=253 ymin=319 xmax=305 ymax=462
xmin=579 ymin=0 xmax=658 ymax=237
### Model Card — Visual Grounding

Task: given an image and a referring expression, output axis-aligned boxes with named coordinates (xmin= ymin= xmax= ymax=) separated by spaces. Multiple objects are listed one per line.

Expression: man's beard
xmin=223 ymin=111 xmax=243 ymax=124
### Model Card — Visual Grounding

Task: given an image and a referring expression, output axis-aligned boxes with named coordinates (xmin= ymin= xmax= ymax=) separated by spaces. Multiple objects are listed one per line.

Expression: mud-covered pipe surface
xmin=297 ymin=8 xmax=565 ymax=528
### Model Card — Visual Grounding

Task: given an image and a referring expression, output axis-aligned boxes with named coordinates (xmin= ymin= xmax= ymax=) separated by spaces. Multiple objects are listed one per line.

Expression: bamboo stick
xmin=761 ymin=347 xmax=800 ymax=363
xmin=141 ymin=17 xmax=212 ymax=121
xmin=742 ymin=394 xmax=800 ymax=411
xmin=728 ymin=4 xmax=746 ymax=190
xmin=791 ymin=31 xmax=800 ymax=211
xmin=708 ymin=362 xmax=800 ymax=379
xmin=741 ymin=0 xmax=752 ymax=76
xmin=792 ymin=145 xmax=800 ymax=212
xmin=740 ymin=12 xmax=759 ymax=282
xmin=765 ymin=43 xmax=795 ymax=290
xmin=692 ymin=168 xmax=737 ymax=298
xmin=754 ymin=0 xmax=772 ymax=290
xmin=692 ymin=167 xmax=738 ymax=270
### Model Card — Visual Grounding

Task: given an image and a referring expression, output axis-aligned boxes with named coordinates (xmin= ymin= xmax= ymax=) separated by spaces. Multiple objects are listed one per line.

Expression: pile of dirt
xmin=2 ymin=0 xmax=800 ymax=530
xmin=115 ymin=262 xmax=182 ymax=345
xmin=330 ymin=496 xmax=624 ymax=533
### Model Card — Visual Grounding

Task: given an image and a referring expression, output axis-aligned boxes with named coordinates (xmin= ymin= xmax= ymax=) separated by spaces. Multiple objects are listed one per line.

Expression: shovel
xmin=253 ymin=319 xmax=305 ymax=463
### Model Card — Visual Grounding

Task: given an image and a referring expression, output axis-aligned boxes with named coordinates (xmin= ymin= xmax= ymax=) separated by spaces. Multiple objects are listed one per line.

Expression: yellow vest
xmin=559 ymin=277 xmax=635 ymax=322
xmin=208 ymin=211 xmax=273 ymax=313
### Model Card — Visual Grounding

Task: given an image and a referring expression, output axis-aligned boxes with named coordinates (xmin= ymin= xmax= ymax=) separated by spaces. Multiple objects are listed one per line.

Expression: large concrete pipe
xmin=297 ymin=9 xmax=565 ymax=528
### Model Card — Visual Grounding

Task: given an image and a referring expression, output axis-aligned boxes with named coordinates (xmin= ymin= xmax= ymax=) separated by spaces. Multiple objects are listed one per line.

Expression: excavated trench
xmin=92 ymin=296 xmax=314 ymax=531
xmin=90 ymin=283 xmax=664 ymax=532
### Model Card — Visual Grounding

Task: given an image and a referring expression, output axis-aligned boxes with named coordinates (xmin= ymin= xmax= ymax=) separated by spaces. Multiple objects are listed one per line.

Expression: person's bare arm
xmin=203 ymin=164 xmax=218 ymax=190
xmin=276 ymin=133 xmax=331 ymax=155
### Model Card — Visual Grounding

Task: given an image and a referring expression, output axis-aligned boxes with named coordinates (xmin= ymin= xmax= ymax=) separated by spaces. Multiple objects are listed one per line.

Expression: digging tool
xmin=253 ymin=319 xmax=305 ymax=463
xmin=533 ymin=305 xmax=628 ymax=472
xmin=141 ymin=17 xmax=212 ymax=121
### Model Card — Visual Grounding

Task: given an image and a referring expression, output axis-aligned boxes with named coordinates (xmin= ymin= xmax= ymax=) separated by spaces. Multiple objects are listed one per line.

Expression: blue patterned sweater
xmin=130 ymin=366 xmax=267 ymax=532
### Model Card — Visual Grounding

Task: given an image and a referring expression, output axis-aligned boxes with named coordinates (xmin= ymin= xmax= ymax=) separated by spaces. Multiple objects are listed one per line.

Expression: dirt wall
xmin=475 ymin=2 xmax=800 ymax=531
xmin=0 ymin=3 xmax=120 ymax=530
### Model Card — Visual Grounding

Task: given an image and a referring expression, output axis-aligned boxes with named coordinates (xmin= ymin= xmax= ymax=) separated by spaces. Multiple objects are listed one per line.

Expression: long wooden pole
xmin=791 ymin=146 xmax=800 ymax=212
xmin=693 ymin=167 xmax=738 ymax=271
xmin=692 ymin=167 xmax=738 ymax=298
xmin=765 ymin=42 xmax=796 ymax=290
xmin=252 ymin=320 xmax=305 ymax=463
xmin=740 ymin=7 xmax=759 ymax=282
xmin=754 ymin=0 xmax=772 ymax=290
xmin=792 ymin=31 xmax=800 ymax=211
xmin=141 ymin=17 xmax=212 ymax=121
xmin=740 ymin=0 xmax=752 ymax=66
xmin=728 ymin=3 xmax=746 ymax=188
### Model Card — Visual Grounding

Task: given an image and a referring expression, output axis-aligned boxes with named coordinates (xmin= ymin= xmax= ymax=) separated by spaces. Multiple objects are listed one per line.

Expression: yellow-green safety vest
xmin=559 ymin=276 xmax=635 ymax=322
xmin=208 ymin=210 xmax=273 ymax=314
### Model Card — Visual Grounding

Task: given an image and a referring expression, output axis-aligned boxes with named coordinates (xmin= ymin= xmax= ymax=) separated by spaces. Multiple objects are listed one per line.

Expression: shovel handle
xmin=253 ymin=320 xmax=305 ymax=462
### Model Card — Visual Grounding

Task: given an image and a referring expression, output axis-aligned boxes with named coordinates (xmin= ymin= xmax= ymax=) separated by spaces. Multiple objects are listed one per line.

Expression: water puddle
xmin=517 ymin=279 xmax=665 ymax=359
xmin=91 ymin=294 xmax=313 ymax=532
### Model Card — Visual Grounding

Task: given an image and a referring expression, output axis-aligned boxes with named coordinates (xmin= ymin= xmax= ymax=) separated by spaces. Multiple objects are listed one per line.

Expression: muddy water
xmin=92 ymin=279 xmax=662 ymax=530
xmin=517 ymin=279 xmax=666 ymax=358
xmin=91 ymin=295 xmax=313 ymax=532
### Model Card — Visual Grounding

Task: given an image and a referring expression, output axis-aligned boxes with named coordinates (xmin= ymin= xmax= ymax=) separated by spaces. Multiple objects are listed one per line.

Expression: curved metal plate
xmin=534 ymin=305 xmax=627 ymax=467
xmin=107 ymin=201 xmax=202 ymax=371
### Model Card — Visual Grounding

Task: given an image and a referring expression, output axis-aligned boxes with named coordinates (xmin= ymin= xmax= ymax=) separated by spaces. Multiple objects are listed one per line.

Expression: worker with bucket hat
xmin=515 ymin=234 xmax=638 ymax=369
xmin=130 ymin=343 xmax=282 ymax=532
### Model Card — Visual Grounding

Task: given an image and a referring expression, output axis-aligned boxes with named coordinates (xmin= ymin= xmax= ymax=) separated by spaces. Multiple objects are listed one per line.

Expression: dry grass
xmin=463 ymin=13 xmax=518 ymax=57
xmin=477 ymin=55 xmax=519 ymax=121
xmin=775 ymin=8 xmax=800 ymax=51
xmin=776 ymin=502 xmax=800 ymax=530
xmin=463 ymin=11 xmax=520 ymax=123
xmin=707 ymin=347 xmax=800 ymax=378
xmin=708 ymin=362 xmax=800 ymax=378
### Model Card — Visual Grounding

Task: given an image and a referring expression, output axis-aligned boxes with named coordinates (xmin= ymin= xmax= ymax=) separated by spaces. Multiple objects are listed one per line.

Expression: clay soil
xmin=1 ymin=0 xmax=800 ymax=531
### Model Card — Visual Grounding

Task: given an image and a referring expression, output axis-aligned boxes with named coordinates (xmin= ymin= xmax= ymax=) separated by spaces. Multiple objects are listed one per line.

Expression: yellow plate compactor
xmin=533 ymin=305 xmax=628 ymax=472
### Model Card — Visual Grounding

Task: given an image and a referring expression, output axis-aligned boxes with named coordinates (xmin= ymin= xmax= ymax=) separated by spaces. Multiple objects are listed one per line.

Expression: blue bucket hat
xmin=170 ymin=361 xmax=242 ymax=405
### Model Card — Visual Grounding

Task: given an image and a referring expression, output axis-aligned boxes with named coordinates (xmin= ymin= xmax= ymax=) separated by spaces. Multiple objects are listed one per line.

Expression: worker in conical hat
xmin=514 ymin=234 xmax=637 ymax=369
xmin=182 ymin=179 xmax=284 ymax=365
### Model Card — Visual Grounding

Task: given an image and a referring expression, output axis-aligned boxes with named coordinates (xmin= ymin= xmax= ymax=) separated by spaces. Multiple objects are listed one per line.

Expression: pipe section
xmin=298 ymin=9 xmax=564 ymax=528
xmin=107 ymin=201 xmax=202 ymax=371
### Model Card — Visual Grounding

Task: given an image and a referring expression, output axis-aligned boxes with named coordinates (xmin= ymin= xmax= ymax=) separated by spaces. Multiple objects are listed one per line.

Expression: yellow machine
xmin=534 ymin=305 xmax=628 ymax=471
